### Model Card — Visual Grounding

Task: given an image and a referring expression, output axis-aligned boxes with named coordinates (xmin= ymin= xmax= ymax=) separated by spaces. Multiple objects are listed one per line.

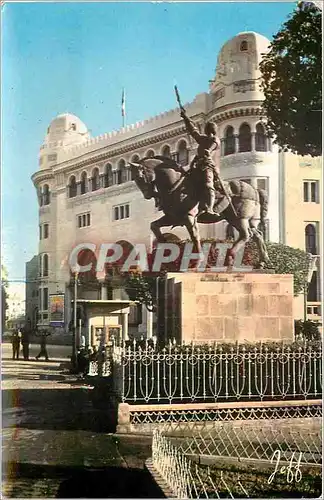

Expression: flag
xmin=121 ymin=88 xmax=125 ymax=118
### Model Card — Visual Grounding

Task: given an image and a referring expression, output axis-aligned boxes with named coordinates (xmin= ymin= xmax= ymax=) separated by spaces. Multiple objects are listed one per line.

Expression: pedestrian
xmin=35 ymin=330 xmax=50 ymax=361
xmin=21 ymin=328 xmax=30 ymax=360
xmin=11 ymin=330 xmax=21 ymax=360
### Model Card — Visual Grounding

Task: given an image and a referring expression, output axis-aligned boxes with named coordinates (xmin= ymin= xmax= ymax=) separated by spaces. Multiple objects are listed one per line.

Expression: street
xmin=1 ymin=342 xmax=161 ymax=498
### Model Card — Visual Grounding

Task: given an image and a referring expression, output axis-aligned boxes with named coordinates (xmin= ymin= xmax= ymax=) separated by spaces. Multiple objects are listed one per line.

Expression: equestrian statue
xmin=129 ymin=87 xmax=270 ymax=269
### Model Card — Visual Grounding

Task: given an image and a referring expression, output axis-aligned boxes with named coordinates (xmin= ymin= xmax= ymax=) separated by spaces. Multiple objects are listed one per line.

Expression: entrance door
xmin=108 ymin=326 xmax=121 ymax=345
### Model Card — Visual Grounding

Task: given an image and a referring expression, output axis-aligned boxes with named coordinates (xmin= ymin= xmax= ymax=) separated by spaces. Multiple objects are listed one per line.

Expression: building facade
xmin=31 ymin=32 xmax=322 ymax=335
xmin=25 ymin=255 xmax=39 ymax=330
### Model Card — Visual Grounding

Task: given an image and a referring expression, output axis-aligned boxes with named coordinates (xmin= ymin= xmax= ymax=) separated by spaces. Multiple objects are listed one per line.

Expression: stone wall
xmin=160 ymin=272 xmax=294 ymax=343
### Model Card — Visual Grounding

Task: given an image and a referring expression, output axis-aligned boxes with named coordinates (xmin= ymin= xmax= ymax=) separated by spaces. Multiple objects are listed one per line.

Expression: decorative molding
xmin=220 ymin=150 xmax=271 ymax=168
xmin=65 ymin=181 xmax=138 ymax=208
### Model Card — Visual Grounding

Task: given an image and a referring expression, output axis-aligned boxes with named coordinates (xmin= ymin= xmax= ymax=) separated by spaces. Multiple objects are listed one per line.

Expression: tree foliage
xmin=260 ymin=1 xmax=322 ymax=156
xmin=1 ymin=265 xmax=9 ymax=331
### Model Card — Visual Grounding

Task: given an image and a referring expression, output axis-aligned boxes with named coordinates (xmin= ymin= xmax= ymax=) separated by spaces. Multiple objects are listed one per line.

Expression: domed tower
xmin=208 ymin=32 xmax=280 ymax=243
xmin=39 ymin=113 xmax=90 ymax=170
xmin=33 ymin=113 xmax=90 ymax=328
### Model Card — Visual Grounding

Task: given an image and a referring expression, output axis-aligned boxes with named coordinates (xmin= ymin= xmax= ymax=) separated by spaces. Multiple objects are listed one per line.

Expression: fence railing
xmin=151 ymin=426 xmax=322 ymax=499
xmin=94 ymin=341 xmax=322 ymax=404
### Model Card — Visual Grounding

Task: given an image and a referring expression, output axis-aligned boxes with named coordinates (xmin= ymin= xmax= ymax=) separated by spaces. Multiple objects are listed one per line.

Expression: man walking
xmin=35 ymin=330 xmax=50 ymax=361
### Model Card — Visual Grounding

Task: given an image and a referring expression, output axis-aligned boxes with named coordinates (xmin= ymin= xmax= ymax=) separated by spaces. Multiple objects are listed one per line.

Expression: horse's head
xmin=129 ymin=161 xmax=154 ymax=199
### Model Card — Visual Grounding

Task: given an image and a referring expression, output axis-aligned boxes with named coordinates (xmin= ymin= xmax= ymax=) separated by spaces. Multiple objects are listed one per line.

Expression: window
xmin=43 ymin=288 xmax=48 ymax=311
xmin=146 ymin=150 xmax=155 ymax=158
xmin=305 ymin=224 xmax=318 ymax=255
xmin=114 ymin=159 xmax=127 ymax=185
xmin=242 ymin=178 xmax=251 ymax=185
xmin=103 ymin=163 xmax=112 ymax=188
xmin=255 ymin=123 xmax=267 ymax=152
xmin=71 ymin=123 xmax=76 ymax=131
xmin=178 ymin=140 xmax=189 ymax=166
xmin=113 ymin=204 xmax=130 ymax=221
xmin=257 ymin=178 xmax=269 ymax=193
xmin=39 ymin=225 xmax=42 ymax=240
xmin=48 ymin=154 xmax=57 ymax=162
xmin=43 ymin=224 xmax=49 ymax=239
xmin=224 ymin=126 xmax=235 ymax=156
xmin=43 ymin=184 xmax=50 ymax=205
xmin=43 ymin=254 xmax=49 ymax=277
xmin=162 ymin=145 xmax=171 ymax=158
xmin=77 ymin=212 xmax=91 ymax=228
xmin=68 ymin=176 xmax=77 ymax=198
xmin=303 ymin=181 xmax=319 ymax=203
xmin=240 ymin=40 xmax=248 ymax=51
xmin=308 ymin=271 xmax=319 ymax=302
xmin=91 ymin=168 xmax=100 ymax=191
xmin=239 ymin=123 xmax=252 ymax=152
xmin=80 ymin=172 xmax=88 ymax=195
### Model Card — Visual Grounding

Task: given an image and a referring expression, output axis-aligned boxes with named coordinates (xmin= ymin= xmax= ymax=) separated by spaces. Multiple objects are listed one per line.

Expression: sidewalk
xmin=2 ymin=351 xmax=160 ymax=498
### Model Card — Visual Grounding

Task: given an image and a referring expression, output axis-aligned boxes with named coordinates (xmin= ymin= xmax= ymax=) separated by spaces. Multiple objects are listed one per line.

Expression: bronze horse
xmin=129 ymin=157 xmax=270 ymax=268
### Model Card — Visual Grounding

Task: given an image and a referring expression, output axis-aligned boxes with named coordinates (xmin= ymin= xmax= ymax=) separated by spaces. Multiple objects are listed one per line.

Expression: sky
xmin=1 ymin=0 xmax=296 ymax=290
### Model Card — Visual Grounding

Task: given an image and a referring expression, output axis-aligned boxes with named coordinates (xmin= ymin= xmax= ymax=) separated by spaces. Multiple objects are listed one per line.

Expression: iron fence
xmin=151 ymin=427 xmax=322 ymax=499
xmin=96 ymin=341 xmax=322 ymax=404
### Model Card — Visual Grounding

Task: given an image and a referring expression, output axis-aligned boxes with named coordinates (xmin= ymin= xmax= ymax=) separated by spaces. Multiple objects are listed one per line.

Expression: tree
xmin=260 ymin=1 xmax=322 ymax=157
xmin=1 ymin=265 xmax=9 ymax=332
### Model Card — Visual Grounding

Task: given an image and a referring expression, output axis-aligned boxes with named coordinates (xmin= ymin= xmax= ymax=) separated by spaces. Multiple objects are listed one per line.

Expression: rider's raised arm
xmin=181 ymin=111 xmax=202 ymax=143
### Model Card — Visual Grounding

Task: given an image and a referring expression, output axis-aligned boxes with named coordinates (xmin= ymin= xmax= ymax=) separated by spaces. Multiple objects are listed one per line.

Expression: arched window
xmin=240 ymin=40 xmax=248 ymax=51
xmin=224 ymin=126 xmax=235 ymax=156
xmin=114 ymin=160 xmax=126 ymax=184
xmin=239 ymin=123 xmax=252 ymax=153
xmin=130 ymin=155 xmax=140 ymax=181
xmin=308 ymin=271 xmax=318 ymax=301
xmin=146 ymin=150 xmax=155 ymax=159
xmin=178 ymin=140 xmax=189 ymax=166
xmin=38 ymin=188 xmax=43 ymax=207
xmin=91 ymin=167 xmax=100 ymax=191
xmin=80 ymin=172 xmax=88 ymax=194
xmin=255 ymin=123 xmax=267 ymax=152
xmin=305 ymin=224 xmax=317 ymax=255
xmin=103 ymin=163 xmax=112 ymax=188
xmin=43 ymin=254 xmax=49 ymax=277
xmin=68 ymin=176 xmax=77 ymax=198
xmin=162 ymin=145 xmax=171 ymax=158
xmin=39 ymin=255 xmax=42 ymax=277
xmin=43 ymin=184 xmax=50 ymax=205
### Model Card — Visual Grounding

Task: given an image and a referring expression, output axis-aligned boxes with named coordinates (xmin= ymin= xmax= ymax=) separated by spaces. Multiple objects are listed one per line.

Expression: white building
xmin=31 ymin=32 xmax=321 ymax=337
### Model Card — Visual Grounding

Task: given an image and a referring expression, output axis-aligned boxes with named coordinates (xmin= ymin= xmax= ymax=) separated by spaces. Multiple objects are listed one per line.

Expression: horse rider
xmin=180 ymin=107 xmax=230 ymax=220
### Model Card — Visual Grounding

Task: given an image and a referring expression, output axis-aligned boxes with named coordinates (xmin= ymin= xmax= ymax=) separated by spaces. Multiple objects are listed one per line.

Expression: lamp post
xmin=71 ymin=272 xmax=79 ymax=371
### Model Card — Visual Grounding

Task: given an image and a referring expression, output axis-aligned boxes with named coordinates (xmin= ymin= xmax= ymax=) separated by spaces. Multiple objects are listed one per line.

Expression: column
xmin=234 ymin=135 xmax=239 ymax=153
xmin=121 ymin=313 xmax=129 ymax=341
xmin=251 ymin=132 xmax=256 ymax=152
xmin=220 ymin=139 xmax=224 ymax=156
xmin=101 ymin=282 xmax=108 ymax=300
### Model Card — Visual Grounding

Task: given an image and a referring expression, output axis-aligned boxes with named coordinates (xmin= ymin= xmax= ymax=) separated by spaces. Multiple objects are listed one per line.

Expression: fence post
xmin=116 ymin=403 xmax=130 ymax=433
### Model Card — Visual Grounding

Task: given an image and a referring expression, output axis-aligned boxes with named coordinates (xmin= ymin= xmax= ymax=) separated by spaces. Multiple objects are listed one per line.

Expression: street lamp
xmin=71 ymin=272 xmax=79 ymax=371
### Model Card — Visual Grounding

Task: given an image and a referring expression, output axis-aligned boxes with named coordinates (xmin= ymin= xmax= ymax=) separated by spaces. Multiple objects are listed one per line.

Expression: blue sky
xmin=2 ymin=1 xmax=296 ymax=286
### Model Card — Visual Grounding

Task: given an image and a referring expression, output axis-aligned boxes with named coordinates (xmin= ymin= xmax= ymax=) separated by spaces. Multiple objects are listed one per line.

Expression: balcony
xmin=306 ymin=302 xmax=322 ymax=322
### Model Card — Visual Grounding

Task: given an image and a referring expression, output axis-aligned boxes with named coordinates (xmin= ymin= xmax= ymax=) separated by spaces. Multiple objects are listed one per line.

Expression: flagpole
xmin=121 ymin=88 xmax=125 ymax=128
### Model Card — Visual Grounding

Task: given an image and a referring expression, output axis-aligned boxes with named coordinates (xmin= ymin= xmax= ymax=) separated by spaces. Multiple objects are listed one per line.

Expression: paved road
xmin=1 ymin=343 xmax=161 ymax=498
xmin=2 ymin=342 xmax=72 ymax=363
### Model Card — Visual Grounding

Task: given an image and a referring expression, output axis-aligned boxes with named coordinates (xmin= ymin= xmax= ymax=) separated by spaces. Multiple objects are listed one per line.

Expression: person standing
xmin=11 ymin=330 xmax=21 ymax=360
xmin=35 ymin=330 xmax=50 ymax=361
xmin=21 ymin=328 xmax=30 ymax=360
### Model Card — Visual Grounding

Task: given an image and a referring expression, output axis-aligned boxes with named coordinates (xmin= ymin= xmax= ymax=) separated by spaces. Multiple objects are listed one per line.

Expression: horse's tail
xmin=258 ymin=189 xmax=268 ymax=225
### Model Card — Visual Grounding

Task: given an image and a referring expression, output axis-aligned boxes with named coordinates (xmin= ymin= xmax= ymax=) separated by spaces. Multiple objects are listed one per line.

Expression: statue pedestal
xmin=157 ymin=272 xmax=294 ymax=344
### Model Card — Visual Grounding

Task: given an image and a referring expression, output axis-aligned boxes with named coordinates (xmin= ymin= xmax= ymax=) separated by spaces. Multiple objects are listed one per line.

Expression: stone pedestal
xmin=158 ymin=272 xmax=294 ymax=343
